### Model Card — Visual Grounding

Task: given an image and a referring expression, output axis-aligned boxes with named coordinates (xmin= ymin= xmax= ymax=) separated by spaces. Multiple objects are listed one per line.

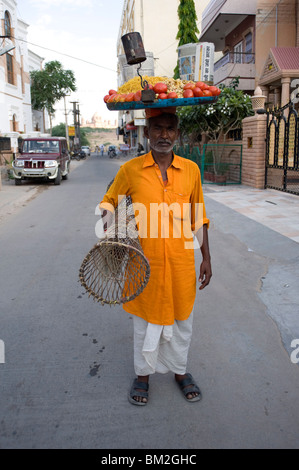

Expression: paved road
xmin=0 ymin=154 xmax=298 ymax=449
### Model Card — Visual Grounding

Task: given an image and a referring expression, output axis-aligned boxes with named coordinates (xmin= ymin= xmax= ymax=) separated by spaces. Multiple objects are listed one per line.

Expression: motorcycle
xmin=79 ymin=150 xmax=87 ymax=159
xmin=108 ymin=148 xmax=117 ymax=158
xmin=71 ymin=150 xmax=86 ymax=160
xmin=70 ymin=151 xmax=81 ymax=161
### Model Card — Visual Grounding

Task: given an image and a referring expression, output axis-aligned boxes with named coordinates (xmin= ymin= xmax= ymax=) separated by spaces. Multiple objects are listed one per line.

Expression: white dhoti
xmin=133 ymin=310 xmax=194 ymax=376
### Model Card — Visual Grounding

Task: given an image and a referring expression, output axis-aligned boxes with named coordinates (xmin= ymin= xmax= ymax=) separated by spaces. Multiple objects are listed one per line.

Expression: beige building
xmin=117 ymin=0 xmax=210 ymax=79
xmin=200 ymin=0 xmax=257 ymax=93
xmin=200 ymin=0 xmax=299 ymax=193
xmin=81 ymin=113 xmax=117 ymax=129
xmin=200 ymin=0 xmax=299 ymax=104
xmin=257 ymin=0 xmax=299 ymax=108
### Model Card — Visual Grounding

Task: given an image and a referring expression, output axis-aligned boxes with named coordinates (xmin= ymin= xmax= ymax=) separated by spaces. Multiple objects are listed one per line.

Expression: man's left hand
xmin=198 ymin=259 xmax=212 ymax=290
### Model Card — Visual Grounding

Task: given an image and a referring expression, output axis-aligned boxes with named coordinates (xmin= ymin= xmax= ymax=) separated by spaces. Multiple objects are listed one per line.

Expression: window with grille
xmin=234 ymin=42 xmax=243 ymax=64
xmin=6 ymin=53 xmax=14 ymax=84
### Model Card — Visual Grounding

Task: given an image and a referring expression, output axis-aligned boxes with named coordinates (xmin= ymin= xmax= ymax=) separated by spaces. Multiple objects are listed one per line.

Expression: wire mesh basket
xmin=79 ymin=184 xmax=150 ymax=305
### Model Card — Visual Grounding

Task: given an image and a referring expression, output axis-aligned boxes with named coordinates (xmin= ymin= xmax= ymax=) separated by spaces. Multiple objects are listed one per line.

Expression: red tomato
xmin=209 ymin=86 xmax=221 ymax=96
xmin=183 ymin=83 xmax=195 ymax=90
xmin=109 ymin=89 xmax=117 ymax=95
xmin=119 ymin=94 xmax=127 ymax=102
xmin=193 ymin=87 xmax=204 ymax=97
xmin=183 ymin=89 xmax=194 ymax=98
xmin=113 ymin=94 xmax=122 ymax=102
xmin=167 ymin=92 xmax=178 ymax=99
xmin=158 ymin=93 xmax=168 ymax=100
xmin=134 ymin=90 xmax=142 ymax=101
xmin=153 ymin=82 xmax=168 ymax=94
xmin=103 ymin=95 xmax=110 ymax=103
xmin=202 ymin=89 xmax=213 ymax=97
xmin=107 ymin=94 xmax=117 ymax=102
xmin=146 ymin=108 xmax=164 ymax=118
xmin=125 ymin=93 xmax=135 ymax=102
xmin=196 ymin=82 xmax=210 ymax=90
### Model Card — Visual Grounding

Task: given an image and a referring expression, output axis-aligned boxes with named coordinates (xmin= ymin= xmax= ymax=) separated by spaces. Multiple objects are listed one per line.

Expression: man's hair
xmin=146 ymin=113 xmax=179 ymax=129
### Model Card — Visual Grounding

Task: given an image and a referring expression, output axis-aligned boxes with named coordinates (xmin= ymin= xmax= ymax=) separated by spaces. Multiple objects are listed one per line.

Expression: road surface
xmin=0 ymin=154 xmax=298 ymax=449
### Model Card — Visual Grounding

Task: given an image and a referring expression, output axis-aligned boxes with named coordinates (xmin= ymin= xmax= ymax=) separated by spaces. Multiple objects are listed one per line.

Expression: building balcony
xmin=214 ymin=52 xmax=256 ymax=91
xmin=200 ymin=0 xmax=257 ymax=51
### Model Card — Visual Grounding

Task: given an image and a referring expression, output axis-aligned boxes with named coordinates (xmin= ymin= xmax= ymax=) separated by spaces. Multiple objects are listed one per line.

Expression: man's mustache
xmin=157 ymin=140 xmax=172 ymax=145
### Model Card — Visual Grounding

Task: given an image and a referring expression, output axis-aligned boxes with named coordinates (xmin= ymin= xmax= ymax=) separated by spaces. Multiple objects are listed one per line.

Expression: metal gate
xmin=265 ymin=102 xmax=299 ymax=195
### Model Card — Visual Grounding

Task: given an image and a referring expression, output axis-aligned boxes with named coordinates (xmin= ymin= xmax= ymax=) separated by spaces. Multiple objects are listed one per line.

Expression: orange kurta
xmin=100 ymin=152 xmax=209 ymax=326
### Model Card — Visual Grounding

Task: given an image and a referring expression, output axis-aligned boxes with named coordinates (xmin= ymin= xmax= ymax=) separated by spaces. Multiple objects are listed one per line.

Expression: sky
xmin=17 ymin=0 xmax=124 ymax=126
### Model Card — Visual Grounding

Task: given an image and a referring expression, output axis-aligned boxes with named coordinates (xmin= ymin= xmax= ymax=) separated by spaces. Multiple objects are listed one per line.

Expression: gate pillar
xmin=241 ymin=114 xmax=268 ymax=189
xmin=281 ymin=77 xmax=291 ymax=109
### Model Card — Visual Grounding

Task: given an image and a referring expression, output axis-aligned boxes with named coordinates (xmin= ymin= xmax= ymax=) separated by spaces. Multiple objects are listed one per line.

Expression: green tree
xmin=174 ymin=0 xmax=199 ymax=78
xmin=177 ymin=78 xmax=254 ymax=173
xmin=51 ymin=123 xmax=67 ymax=137
xmin=52 ymin=122 xmax=90 ymax=146
xmin=30 ymin=61 xmax=76 ymax=134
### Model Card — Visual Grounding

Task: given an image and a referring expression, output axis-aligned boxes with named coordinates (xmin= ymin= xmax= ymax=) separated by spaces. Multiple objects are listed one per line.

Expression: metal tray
xmin=106 ymin=96 xmax=218 ymax=111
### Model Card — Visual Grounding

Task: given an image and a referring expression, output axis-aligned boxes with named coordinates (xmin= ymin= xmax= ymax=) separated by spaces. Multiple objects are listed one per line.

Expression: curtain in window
xmin=245 ymin=33 xmax=253 ymax=63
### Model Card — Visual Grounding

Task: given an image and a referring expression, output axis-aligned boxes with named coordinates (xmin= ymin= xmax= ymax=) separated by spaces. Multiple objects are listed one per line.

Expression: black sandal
xmin=128 ymin=378 xmax=149 ymax=406
xmin=176 ymin=373 xmax=202 ymax=402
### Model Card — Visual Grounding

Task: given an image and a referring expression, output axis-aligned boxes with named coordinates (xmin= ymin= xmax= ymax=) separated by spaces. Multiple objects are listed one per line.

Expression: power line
xmin=12 ymin=35 xmax=117 ymax=73
xmin=12 ymin=1 xmax=285 ymax=81
xmin=156 ymin=41 xmax=178 ymax=56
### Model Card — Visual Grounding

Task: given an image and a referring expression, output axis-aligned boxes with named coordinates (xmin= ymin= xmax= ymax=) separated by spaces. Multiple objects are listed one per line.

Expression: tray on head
xmin=106 ymin=96 xmax=218 ymax=111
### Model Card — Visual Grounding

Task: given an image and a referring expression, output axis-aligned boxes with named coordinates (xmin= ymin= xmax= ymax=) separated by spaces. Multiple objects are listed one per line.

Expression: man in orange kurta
xmin=100 ymin=109 xmax=212 ymax=405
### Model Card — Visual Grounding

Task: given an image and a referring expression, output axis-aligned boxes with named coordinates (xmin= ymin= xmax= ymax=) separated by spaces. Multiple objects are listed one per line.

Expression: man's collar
xmin=142 ymin=151 xmax=183 ymax=169
xmin=142 ymin=152 xmax=155 ymax=168
xmin=171 ymin=153 xmax=183 ymax=169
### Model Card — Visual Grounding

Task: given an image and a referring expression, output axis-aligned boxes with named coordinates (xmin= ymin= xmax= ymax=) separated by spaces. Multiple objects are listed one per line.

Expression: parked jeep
xmin=12 ymin=136 xmax=70 ymax=186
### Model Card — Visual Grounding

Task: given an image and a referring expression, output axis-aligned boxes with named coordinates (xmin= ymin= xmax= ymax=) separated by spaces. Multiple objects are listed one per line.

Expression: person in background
xmin=138 ymin=142 xmax=144 ymax=155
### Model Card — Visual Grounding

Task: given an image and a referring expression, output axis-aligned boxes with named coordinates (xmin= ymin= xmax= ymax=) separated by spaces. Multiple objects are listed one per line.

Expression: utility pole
xmin=71 ymin=101 xmax=81 ymax=150
xmin=64 ymin=95 xmax=70 ymax=150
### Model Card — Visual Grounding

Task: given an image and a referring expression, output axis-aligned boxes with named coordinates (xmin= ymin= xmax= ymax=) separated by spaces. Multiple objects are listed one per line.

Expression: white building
xmin=0 ymin=1 xmax=31 ymax=136
xmin=116 ymin=0 xmax=210 ymax=150
xmin=0 ymin=0 xmax=47 ymax=162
